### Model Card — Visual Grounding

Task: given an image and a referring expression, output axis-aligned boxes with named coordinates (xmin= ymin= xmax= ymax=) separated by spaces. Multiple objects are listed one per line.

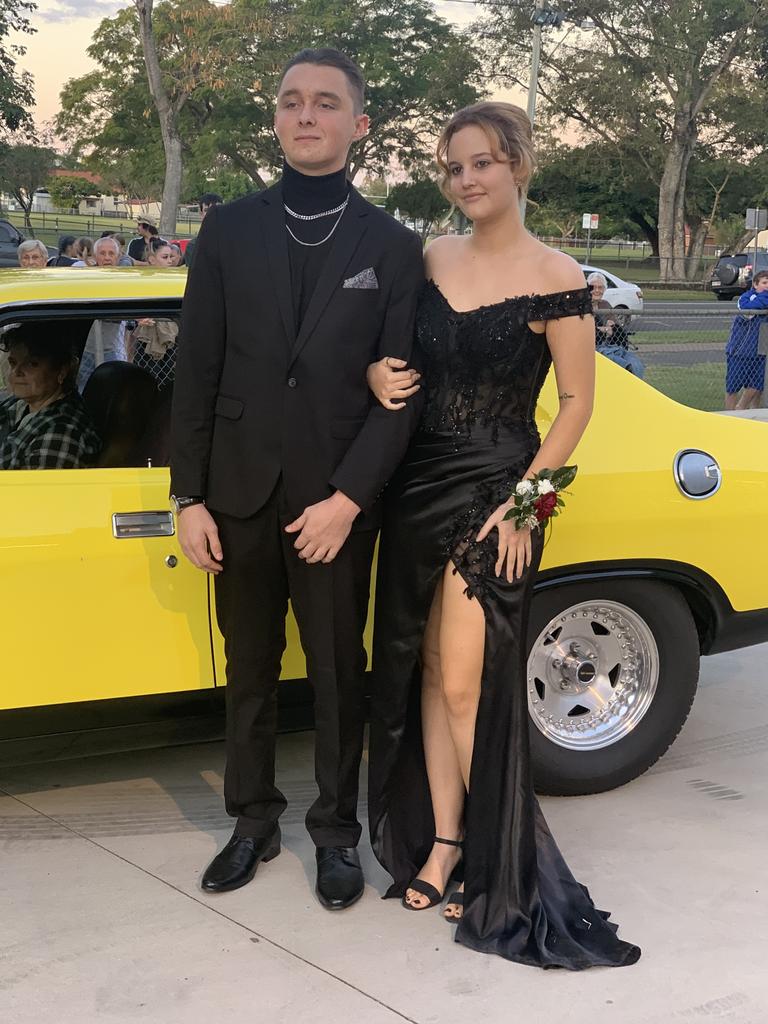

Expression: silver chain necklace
xmin=284 ymin=196 xmax=349 ymax=221
xmin=285 ymin=203 xmax=348 ymax=247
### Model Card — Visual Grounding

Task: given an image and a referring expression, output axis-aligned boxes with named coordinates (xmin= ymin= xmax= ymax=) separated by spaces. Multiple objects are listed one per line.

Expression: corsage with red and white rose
xmin=503 ymin=466 xmax=578 ymax=532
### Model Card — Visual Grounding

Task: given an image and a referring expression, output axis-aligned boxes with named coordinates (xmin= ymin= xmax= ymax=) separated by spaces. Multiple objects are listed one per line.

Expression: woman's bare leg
xmin=404 ymin=578 xmax=466 ymax=908
xmin=438 ymin=562 xmax=487 ymax=918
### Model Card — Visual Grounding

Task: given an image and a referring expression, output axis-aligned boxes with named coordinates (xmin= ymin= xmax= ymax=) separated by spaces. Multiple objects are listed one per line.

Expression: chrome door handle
xmin=112 ymin=511 xmax=175 ymax=539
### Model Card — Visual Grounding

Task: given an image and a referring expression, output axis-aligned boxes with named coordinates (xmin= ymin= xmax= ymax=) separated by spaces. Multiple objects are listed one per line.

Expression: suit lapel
xmin=289 ymin=188 xmax=370 ymax=366
xmin=258 ymin=182 xmax=296 ymax=344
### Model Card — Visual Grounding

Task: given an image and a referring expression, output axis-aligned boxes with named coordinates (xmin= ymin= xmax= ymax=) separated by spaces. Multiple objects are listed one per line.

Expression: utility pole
xmin=524 ymin=7 xmax=565 ymax=224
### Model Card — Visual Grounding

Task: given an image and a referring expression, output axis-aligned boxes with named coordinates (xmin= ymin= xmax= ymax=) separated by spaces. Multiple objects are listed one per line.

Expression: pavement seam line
xmin=0 ymin=787 xmax=420 ymax=1024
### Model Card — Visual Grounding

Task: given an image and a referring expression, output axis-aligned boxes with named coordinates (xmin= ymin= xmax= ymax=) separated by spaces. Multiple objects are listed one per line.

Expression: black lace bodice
xmin=417 ymin=280 xmax=592 ymax=443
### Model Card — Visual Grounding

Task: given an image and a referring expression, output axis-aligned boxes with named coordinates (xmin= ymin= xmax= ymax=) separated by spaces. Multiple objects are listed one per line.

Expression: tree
xmin=477 ymin=0 xmax=766 ymax=281
xmin=0 ymin=144 xmax=56 ymax=230
xmin=528 ymin=141 xmax=659 ymax=250
xmin=55 ymin=0 xmax=483 ymax=198
xmin=385 ymin=175 xmax=450 ymax=240
xmin=0 ymin=0 xmax=36 ymax=137
xmin=46 ymin=174 xmax=98 ymax=213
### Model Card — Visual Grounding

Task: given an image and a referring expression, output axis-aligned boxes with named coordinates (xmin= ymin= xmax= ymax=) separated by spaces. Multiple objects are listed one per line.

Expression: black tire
xmin=715 ymin=292 xmax=734 ymax=301
xmin=527 ymin=579 xmax=699 ymax=796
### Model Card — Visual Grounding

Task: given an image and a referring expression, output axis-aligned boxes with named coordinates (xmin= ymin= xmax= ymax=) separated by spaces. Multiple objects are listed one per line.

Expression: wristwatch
xmin=170 ymin=495 xmax=205 ymax=514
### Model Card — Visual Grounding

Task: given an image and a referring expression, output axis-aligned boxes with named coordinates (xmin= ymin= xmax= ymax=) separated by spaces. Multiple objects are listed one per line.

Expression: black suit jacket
xmin=170 ymin=183 xmax=425 ymax=528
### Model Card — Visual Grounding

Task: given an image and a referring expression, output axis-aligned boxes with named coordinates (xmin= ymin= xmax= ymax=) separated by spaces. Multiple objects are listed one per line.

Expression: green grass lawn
xmin=2 ymin=209 xmax=201 ymax=243
xmin=633 ymin=329 xmax=726 ymax=346
xmin=642 ymin=288 xmax=716 ymax=302
xmin=644 ymin=361 xmax=725 ymax=411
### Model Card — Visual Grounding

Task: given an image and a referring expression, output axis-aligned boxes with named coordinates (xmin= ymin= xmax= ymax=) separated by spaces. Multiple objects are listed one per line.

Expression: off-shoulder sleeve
xmin=528 ymin=287 xmax=592 ymax=322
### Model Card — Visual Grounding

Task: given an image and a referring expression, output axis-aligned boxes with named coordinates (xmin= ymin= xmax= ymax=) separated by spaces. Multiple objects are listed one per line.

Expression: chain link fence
xmin=600 ymin=305 xmax=768 ymax=412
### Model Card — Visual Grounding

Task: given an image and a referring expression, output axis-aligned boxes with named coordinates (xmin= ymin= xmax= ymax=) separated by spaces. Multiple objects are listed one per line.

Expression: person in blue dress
xmin=725 ymin=269 xmax=768 ymax=410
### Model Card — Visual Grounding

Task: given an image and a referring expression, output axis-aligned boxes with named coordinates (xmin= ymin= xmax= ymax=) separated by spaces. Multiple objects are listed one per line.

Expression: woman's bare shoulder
xmin=536 ymin=245 xmax=588 ymax=292
xmin=424 ymin=234 xmax=466 ymax=276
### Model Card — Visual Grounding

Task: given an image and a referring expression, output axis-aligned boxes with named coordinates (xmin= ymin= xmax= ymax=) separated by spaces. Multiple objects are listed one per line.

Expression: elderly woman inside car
xmin=0 ymin=324 xmax=101 ymax=469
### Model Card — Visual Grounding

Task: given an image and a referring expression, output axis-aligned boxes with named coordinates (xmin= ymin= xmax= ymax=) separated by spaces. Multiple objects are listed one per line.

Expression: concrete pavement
xmin=2 ymin=644 xmax=767 ymax=1023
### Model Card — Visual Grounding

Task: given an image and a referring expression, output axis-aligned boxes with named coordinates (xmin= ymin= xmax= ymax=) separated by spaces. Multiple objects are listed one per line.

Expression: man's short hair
xmin=752 ymin=269 xmax=768 ymax=286
xmin=279 ymin=48 xmax=365 ymax=115
xmin=198 ymin=192 xmax=223 ymax=212
xmin=93 ymin=235 xmax=120 ymax=255
xmin=17 ymin=239 xmax=48 ymax=260
xmin=58 ymin=234 xmax=77 ymax=252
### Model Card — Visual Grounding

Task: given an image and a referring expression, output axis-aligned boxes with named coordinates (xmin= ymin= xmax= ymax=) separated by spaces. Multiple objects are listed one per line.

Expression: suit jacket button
xmin=287 ymin=377 xmax=297 ymax=388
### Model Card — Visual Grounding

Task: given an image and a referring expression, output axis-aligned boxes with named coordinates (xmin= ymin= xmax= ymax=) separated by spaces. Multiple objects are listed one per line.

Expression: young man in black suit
xmin=170 ymin=49 xmax=424 ymax=909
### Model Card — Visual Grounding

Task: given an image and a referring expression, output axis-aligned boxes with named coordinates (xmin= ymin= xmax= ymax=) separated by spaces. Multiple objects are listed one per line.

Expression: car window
xmin=0 ymin=314 xmax=179 ymax=471
xmin=0 ymin=224 xmax=15 ymax=244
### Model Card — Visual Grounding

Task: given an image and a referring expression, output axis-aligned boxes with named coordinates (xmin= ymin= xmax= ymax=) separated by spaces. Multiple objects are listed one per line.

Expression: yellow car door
xmin=1 ymin=469 xmax=213 ymax=712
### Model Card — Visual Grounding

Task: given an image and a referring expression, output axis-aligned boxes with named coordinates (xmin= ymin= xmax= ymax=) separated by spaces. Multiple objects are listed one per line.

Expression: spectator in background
xmin=128 ymin=215 xmax=159 ymax=265
xmin=725 ymin=269 xmax=768 ymax=410
xmin=0 ymin=325 xmax=101 ymax=469
xmin=587 ymin=272 xmax=616 ymax=344
xmin=100 ymin=231 xmax=133 ymax=266
xmin=47 ymin=235 xmax=78 ymax=267
xmin=73 ymin=235 xmax=121 ymax=268
xmin=74 ymin=237 xmax=129 ymax=391
xmin=145 ymin=237 xmax=174 ymax=267
xmin=17 ymin=240 xmax=49 ymax=268
xmin=182 ymin=192 xmax=223 ymax=270
xmin=74 ymin=237 xmax=96 ymax=266
xmin=589 ymin=270 xmax=644 ymax=378
xmin=168 ymin=242 xmax=183 ymax=267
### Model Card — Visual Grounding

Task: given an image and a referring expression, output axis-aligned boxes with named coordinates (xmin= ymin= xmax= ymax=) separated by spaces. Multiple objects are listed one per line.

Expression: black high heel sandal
xmin=401 ymin=837 xmax=463 ymax=911
xmin=444 ymin=888 xmax=464 ymax=920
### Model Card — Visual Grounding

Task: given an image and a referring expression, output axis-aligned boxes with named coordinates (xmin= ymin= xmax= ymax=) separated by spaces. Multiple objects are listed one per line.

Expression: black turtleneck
xmin=282 ymin=159 xmax=350 ymax=328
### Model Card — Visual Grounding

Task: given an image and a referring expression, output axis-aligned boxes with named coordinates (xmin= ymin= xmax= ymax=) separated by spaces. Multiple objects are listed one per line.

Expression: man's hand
xmin=285 ymin=491 xmax=361 ymax=564
xmin=177 ymin=503 xmax=223 ymax=573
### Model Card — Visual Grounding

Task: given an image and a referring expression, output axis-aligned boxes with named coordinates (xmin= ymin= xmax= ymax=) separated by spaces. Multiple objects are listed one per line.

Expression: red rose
xmin=534 ymin=491 xmax=558 ymax=522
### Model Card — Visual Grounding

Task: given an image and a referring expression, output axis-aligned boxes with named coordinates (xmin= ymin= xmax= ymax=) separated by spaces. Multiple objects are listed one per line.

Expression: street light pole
xmin=527 ymin=3 xmax=544 ymax=129
xmin=520 ymin=7 xmax=561 ymax=224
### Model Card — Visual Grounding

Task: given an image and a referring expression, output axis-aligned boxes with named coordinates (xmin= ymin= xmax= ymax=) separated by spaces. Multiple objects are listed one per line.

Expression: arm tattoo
xmin=559 ymin=392 xmax=576 ymax=400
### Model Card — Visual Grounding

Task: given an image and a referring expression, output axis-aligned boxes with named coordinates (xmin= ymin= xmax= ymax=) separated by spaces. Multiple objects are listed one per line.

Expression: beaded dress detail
xmin=368 ymin=281 xmax=641 ymax=969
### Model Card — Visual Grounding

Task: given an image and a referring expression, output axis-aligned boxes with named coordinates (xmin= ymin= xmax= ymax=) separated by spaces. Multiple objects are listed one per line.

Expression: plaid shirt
xmin=0 ymin=392 xmax=101 ymax=470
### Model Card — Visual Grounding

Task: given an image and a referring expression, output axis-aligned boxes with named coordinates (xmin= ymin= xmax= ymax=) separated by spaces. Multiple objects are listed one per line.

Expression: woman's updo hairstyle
xmin=436 ymin=102 xmax=536 ymax=201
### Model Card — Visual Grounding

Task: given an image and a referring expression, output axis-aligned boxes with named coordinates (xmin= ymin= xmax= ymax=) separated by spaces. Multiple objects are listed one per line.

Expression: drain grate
xmin=687 ymin=779 xmax=744 ymax=801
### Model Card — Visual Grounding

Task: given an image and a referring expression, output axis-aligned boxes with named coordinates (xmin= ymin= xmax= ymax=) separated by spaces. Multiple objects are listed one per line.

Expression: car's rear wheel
xmin=527 ymin=580 xmax=699 ymax=795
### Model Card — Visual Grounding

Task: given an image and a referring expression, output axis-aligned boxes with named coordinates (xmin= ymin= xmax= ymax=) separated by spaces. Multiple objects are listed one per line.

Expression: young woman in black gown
xmin=366 ymin=102 xmax=640 ymax=969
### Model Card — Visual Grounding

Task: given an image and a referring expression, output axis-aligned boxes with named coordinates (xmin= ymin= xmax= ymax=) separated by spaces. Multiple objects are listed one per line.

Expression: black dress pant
xmin=212 ymin=479 xmax=376 ymax=847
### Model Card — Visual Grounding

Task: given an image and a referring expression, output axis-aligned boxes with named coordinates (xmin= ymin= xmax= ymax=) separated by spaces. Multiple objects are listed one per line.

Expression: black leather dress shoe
xmin=315 ymin=846 xmax=364 ymax=910
xmin=201 ymin=829 xmax=280 ymax=893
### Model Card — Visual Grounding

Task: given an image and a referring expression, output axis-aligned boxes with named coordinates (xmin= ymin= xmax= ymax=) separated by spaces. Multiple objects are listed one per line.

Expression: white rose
xmin=538 ymin=479 xmax=555 ymax=495
xmin=515 ymin=480 xmax=534 ymax=496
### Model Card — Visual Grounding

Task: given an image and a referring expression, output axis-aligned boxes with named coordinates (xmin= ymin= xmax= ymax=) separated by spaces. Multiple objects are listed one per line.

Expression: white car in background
xmin=580 ymin=263 xmax=644 ymax=323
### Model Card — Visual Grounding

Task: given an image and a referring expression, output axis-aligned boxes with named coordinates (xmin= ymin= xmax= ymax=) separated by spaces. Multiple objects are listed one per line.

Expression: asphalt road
xmin=630 ymin=301 xmax=735 ymax=337
xmin=2 ymin=642 xmax=767 ymax=1023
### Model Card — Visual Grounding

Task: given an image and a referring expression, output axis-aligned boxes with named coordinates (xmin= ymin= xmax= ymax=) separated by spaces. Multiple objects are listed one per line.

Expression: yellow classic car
xmin=1 ymin=269 xmax=766 ymax=793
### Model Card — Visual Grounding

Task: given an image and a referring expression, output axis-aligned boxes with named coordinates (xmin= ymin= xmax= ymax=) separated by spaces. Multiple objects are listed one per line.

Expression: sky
xmin=13 ymin=0 xmax=519 ymax=134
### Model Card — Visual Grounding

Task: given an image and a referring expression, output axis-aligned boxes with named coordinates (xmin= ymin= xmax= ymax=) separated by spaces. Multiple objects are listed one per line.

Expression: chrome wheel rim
xmin=527 ymin=599 xmax=659 ymax=750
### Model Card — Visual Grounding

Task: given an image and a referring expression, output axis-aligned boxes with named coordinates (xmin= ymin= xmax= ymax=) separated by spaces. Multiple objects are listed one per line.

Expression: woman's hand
xmin=366 ymin=356 xmax=421 ymax=410
xmin=477 ymin=501 xmax=532 ymax=581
